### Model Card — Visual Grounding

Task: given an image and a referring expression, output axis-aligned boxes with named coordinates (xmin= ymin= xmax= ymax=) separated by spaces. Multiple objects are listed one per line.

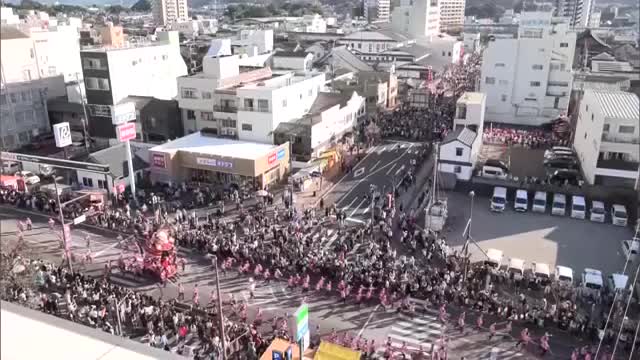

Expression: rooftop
xmin=457 ymin=92 xmax=485 ymax=105
xmin=308 ymin=92 xmax=352 ymax=115
xmin=81 ymin=41 xmax=169 ymax=53
xmin=587 ymin=90 xmax=639 ymax=120
xmin=87 ymin=143 xmax=150 ymax=178
xmin=0 ymin=26 xmax=29 ymax=40
xmin=274 ymin=51 xmax=311 ymax=58
xmin=150 ymin=132 xmax=279 ymax=160
xmin=341 ymin=31 xmax=396 ymax=42
xmin=442 ymin=127 xmax=477 ymax=147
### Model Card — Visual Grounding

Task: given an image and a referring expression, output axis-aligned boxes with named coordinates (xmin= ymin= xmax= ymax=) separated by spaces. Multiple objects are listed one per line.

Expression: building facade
xmin=392 ymin=0 xmax=440 ymax=38
xmin=554 ymin=0 xmax=593 ymax=28
xmin=573 ymin=90 xmax=639 ymax=189
xmin=80 ymin=31 xmax=187 ymax=138
xmin=364 ymin=0 xmax=391 ymax=23
xmin=480 ymin=12 xmax=576 ymax=126
xmin=438 ymin=127 xmax=481 ymax=181
xmin=439 ymin=0 xmax=466 ymax=32
xmin=453 ymin=92 xmax=486 ymax=132
xmin=152 ymin=0 xmax=189 ymax=26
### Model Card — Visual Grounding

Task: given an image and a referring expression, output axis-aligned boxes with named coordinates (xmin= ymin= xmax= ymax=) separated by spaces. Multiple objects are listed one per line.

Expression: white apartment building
xmin=453 ymin=92 xmax=486 ymax=131
xmin=289 ymin=14 xmax=327 ymax=33
xmin=439 ymin=0 xmax=466 ymax=31
xmin=480 ymin=12 xmax=576 ymax=126
xmin=80 ymin=31 xmax=187 ymax=138
xmin=1 ymin=7 xmax=20 ymax=25
xmin=554 ymin=0 xmax=593 ymax=28
xmin=233 ymin=29 xmax=274 ymax=56
xmin=1 ymin=19 xmax=84 ymax=101
xmin=152 ymin=0 xmax=189 ymax=26
xmin=574 ymin=90 xmax=639 ymax=189
xmin=392 ymin=0 xmax=440 ymax=39
xmin=364 ymin=0 xmax=391 ymax=23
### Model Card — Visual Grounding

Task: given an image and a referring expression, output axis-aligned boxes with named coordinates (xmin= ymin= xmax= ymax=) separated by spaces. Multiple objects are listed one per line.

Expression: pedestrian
xmin=488 ymin=322 xmax=496 ymax=340
xmin=178 ymin=283 xmax=185 ymax=301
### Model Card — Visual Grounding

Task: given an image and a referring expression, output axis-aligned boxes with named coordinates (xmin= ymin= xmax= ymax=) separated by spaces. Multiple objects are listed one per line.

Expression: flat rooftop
xmin=150 ymin=132 xmax=279 ymax=160
xmin=457 ymin=92 xmax=486 ymax=105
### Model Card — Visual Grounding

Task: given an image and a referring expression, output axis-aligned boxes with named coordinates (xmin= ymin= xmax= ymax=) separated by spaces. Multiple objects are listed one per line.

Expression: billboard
xmin=116 ymin=122 xmax=137 ymax=142
xmin=53 ymin=122 xmax=72 ymax=147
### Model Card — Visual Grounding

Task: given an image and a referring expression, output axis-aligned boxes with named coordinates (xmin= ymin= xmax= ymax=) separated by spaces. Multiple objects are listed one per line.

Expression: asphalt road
xmin=0 ymin=205 xmax=554 ymax=359
xmin=324 ymin=140 xmax=426 ymax=224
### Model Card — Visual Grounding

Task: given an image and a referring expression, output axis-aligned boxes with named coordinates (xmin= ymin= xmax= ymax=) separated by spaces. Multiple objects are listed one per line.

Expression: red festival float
xmin=142 ymin=227 xmax=178 ymax=281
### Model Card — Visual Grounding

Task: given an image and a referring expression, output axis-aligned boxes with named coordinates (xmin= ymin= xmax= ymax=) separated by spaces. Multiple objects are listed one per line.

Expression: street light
xmin=41 ymin=167 xmax=73 ymax=273
xmin=462 ymin=190 xmax=475 ymax=282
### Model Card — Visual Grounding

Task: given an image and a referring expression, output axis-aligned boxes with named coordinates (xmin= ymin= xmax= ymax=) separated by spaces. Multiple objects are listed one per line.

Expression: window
xmin=499 ymin=80 xmax=509 ymax=85
xmin=485 ymin=77 xmax=495 ymax=84
xmin=257 ymin=99 xmax=269 ymax=112
xmin=501 ymin=94 xmax=508 ymax=102
xmin=586 ymin=105 xmax=589 ymax=112
xmin=221 ymin=119 xmax=236 ymax=128
xmin=442 ymin=51 xmax=446 ymax=56
xmin=82 ymin=177 xmax=94 ymax=187
xmin=559 ymin=42 xmax=568 ymax=48
xmin=48 ymin=66 xmax=56 ymax=76
xmin=21 ymin=91 xmax=30 ymax=102
xmin=560 ymin=64 xmax=566 ymax=71
xmin=553 ymin=97 xmax=560 ymax=109
xmin=282 ymin=99 xmax=287 ymax=107
xmin=97 ymin=78 xmax=110 ymax=90
xmin=530 ymin=81 xmax=541 ymax=87
xmin=83 ymin=58 xmax=103 ymax=69
xmin=85 ymin=77 xmax=98 ymax=90
xmin=0 ymin=94 xmax=5 ymax=105
xmin=448 ymin=52 xmax=452 ymax=56
xmin=18 ymin=131 xmax=30 ymax=143
xmin=97 ymin=179 xmax=105 ymax=189
xmin=455 ymin=147 xmax=463 ymax=156
xmin=532 ymin=64 xmax=543 ymax=70
xmin=244 ymin=98 xmax=254 ymax=110
xmin=186 ymin=110 xmax=196 ymax=120
xmin=619 ymin=125 xmax=635 ymax=134
xmin=308 ymin=89 xmax=313 ymax=97
xmin=202 ymin=91 xmax=212 ymax=99
xmin=584 ymin=132 xmax=587 ymax=139
xmin=201 ymin=111 xmax=214 ymax=121
xmin=357 ymin=43 xmax=361 ymax=49
xmin=181 ymin=88 xmax=197 ymax=99
xmin=241 ymin=123 xmax=252 ymax=131
xmin=603 ymin=124 xmax=610 ymax=132
xmin=454 ymin=166 xmax=462 ymax=174
xmin=591 ymin=113 xmax=594 ymax=121
xmin=9 ymin=93 xmax=17 ymax=103
xmin=550 ymin=64 xmax=560 ymax=70
xmin=30 ymin=48 xmax=34 ymax=58
xmin=368 ymin=44 xmax=373 ymax=52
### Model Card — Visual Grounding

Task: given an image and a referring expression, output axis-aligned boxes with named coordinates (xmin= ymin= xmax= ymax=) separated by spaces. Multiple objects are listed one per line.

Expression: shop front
xmin=148 ymin=132 xmax=290 ymax=190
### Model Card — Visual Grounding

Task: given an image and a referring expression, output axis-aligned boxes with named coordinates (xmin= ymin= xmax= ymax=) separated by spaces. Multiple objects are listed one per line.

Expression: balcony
xmin=596 ymin=158 xmax=640 ymax=171
xmin=213 ymin=105 xmax=237 ymax=113
xmin=601 ymin=133 xmax=640 ymax=145
xmin=239 ymin=106 xmax=270 ymax=113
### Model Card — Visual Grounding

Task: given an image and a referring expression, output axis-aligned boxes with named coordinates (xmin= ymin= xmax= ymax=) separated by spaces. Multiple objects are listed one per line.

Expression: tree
xmin=131 ymin=0 xmax=151 ymax=12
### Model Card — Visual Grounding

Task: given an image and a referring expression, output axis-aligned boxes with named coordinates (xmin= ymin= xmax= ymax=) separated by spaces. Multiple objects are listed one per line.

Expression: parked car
xmin=1 ymin=161 xmax=20 ymax=175
xmin=548 ymin=169 xmax=580 ymax=186
xmin=611 ymin=204 xmax=628 ymax=226
xmin=589 ymin=201 xmax=606 ymax=222
xmin=15 ymin=171 xmax=40 ymax=185
xmin=621 ymin=240 xmax=639 ymax=262
xmin=544 ymin=157 xmax=578 ymax=170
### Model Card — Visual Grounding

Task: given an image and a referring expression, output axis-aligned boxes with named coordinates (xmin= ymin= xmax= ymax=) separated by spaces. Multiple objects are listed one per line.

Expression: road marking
xmin=346 ymin=217 xmax=365 ymax=224
xmin=316 ymin=146 xmax=379 ymax=207
xmin=93 ymin=240 xmax=123 ymax=257
xmin=363 ymin=206 xmax=370 ymax=214
xmin=395 ymin=164 xmax=405 ymax=175
xmin=349 ymin=198 xmax=367 ymax=217
xmin=357 ymin=304 xmax=380 ymax=337
xmin=354 ymin=168 xmax=365 ymax=177
xmin=370 ymin=160 xmax=381 ymax=171
xmin=323 ymin=232 xmax=340 ymax=250
xmin=340 ymin=196 xmax=358 ymax=210
xmin=386 ymin=163 xmax=397 ymax=175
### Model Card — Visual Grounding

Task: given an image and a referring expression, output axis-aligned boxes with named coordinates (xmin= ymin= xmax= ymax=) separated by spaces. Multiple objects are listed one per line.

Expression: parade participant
xmin=249 ymin=278 xmax=256 ymax=299
xmin=488 ymin=322 xmax=496 ymax=340
xmin=539 ymin=332 xmax=550 ymax=356
xmin=48 ymin=218 xmax=55 ymax=230
xmin=178 ymin=283 xmax=185 ymax=301
xmin=457 ymin=312 xmax=466 ymax=333
xmin=516 ymin=328 xmax=530 ymax=349
xmin=192 ymin=284 xmax=200 ymax=306
xmin=476 ymin=313 xmax=483 ymax=330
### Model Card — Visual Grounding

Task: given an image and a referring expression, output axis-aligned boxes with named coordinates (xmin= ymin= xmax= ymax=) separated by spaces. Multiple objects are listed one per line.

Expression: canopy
xmin=508 ymin=258 xmax=525 ymax=272
xmin=533 ymin=262 xmax=551 ymax=278
xmin=555 ymin=265 xmax=574 ymax=281
xmin=485 ymin=248 xmax=503 ymax=267
xmin=584 ymin=268 xmax=603 ymax=286
xmin=610 ymin=273 xmax=629 ymax=291
xmin=314 ymin=341 xmax=361 ymax=360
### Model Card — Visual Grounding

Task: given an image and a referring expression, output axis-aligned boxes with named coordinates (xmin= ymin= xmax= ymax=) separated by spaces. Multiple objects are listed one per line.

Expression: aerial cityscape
xmin=0 ymin=0 xmax=638 ymax=359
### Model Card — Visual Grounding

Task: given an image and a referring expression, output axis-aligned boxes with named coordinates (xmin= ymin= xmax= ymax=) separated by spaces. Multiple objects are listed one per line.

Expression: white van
xmin=514 ymin=189 xmax=528 ymax=212
xmin=581 ymin=268 xmax=603 ymax=298
xmin=1 ymin=161 xmax=20 ymax=174
xmin=485 ymin=248 xmax=504 ymax=269
xmin=590 ymin=201 xmax=606 ymax=222
xmin=508 ymin=258 xmax=525 ymax=281
xmin=532 ymin=191 xmax=547 ymax=213
xmin=490 ymin=187 xmax=507 ymax=212
xmin=621 ymin=240 xmax=639 ymax=262
xmin=551 ymin=194 xmax=566 ymax=216
xmin=570 ymin=196 xmax=586 ymax=219
xmin=554 ymin=265 xmax=574 ymax=286
xmin=482 ymin=166 xmax=508 ymax=179
xmin=611 ymin=204 xmax=628 ymax=226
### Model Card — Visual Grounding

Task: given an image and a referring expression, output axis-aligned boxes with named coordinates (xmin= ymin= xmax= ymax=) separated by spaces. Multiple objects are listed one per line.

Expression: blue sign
xmin=277 ymin=148 xmax=286 ymax=161
xmin=285 ymin=346 xmax=293 ymax=360
xmin=296 ymin=322 xmax=309 ymax=342
xmin=272 ymin=350 xmax=283 ymax=360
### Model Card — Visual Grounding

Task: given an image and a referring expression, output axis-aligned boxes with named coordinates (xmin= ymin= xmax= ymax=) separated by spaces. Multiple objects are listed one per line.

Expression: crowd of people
xmin=483 ymin=125 xmax=571 ymax=149
xmin=373 ymin=97 xmax=455 ymax=143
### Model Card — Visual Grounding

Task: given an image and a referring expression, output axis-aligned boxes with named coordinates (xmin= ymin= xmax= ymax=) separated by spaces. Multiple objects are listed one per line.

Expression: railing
xmin=601 ymin=134 xmax=640 ymax=144
xmin=596 ymin=158 xmax=640 ymax=171
xmin=239 ymin=106 xmax=270 ymax=113
xmin=213 ymin=105 xmax=237 ymax=113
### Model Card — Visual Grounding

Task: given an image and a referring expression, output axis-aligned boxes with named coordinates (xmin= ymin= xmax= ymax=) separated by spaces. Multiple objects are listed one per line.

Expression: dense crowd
xmin=483 ymin=125 xmax=570 ymax=148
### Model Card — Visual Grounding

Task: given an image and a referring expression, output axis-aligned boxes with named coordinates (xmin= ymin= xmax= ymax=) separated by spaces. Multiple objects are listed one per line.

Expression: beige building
xmin=439 ymin=0 xmax=466 ymax=32
xmin=152 ymin=0 xmax=189 ymax=26
xmin=149 ymin=132 xmax=290 ymax=189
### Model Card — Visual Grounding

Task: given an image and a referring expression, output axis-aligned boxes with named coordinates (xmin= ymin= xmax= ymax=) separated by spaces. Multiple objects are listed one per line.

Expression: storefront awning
xmin=313 ymin=341 xmax=361 ymax=360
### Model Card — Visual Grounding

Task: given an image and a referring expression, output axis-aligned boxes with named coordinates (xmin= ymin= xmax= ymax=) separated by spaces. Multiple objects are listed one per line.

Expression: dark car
xmin=484 ymin=159 xmax=510 ymax=172
xmin=544 ymin=157 xmax=578 ymax=169
xmin=548 ymin=169 xmax=580 ymax=186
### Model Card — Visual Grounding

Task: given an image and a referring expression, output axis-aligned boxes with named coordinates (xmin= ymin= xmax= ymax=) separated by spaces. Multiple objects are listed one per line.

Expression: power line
xmin=612 ymin=261 xmax=640 ymax=357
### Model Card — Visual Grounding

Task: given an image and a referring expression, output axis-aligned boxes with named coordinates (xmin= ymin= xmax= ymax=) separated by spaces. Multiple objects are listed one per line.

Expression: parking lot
xmin=442 ymin=190 xmax=636 ymax=278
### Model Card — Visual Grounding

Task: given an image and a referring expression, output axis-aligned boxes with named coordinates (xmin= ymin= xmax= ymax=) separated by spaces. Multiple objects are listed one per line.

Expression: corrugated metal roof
xmin=442 ymin=127 xmax=477 ymax=147
xmin=588 ymin=90 xmax=640 ymax=120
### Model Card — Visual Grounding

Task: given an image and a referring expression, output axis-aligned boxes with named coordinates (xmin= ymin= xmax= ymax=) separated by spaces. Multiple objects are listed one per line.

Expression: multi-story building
xmin=392 ymin=0 xmax=440 ymax=38
xmin=453 ymin=92 xmax=486 ymax=132
xmin=554 ymin=0 xmax=593 ymax=28
xmin=439 ymin=0 xmax=466 ymax=32
xmin=364 ymin=0 xmax=391 ymax=23
xmin=80 ymin=31 xmax=187 ymax=138
xmin=332 ymin=71 xmax=398 ymax=115
xmin=480 ymin=12 xmax=576 ymax=126
xmin=152 ymin=0 xmax=189 ymax=26
xmin=573 ymin=90 xmax=639 ymax=189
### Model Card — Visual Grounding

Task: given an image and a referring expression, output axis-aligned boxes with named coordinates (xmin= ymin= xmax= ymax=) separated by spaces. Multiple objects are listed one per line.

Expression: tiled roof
xmin=587 ymin=90 xmax=639 ymax=120
xmin=442 ymin=127 xmax=477 ymax=147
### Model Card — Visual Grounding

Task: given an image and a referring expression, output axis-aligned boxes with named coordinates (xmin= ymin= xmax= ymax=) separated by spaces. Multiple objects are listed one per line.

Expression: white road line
xmin=386 ymin=163 xmax=397 ymax=175
xmin=346 ymin=217 xmax=365 ymax=224
xmin=340 ymin=196 xmax=358 ymax=210
xmin=322 ymin=232 xmax=340 ymax=250
xmin=370 ymin=160 xmax=381 ymax=171
xmin=93 ymin=240 xmax=123 ymax=257
xmin=363 ymin=206 xmax=370 ymax=214
xmin=357 ymin=304 xmax=379 ymax=337
xmin=349 ymin=198 xmax=367 ymax=217
xmin=395 ymin=164 xmax=405 ymax=175
xmin=354 ymin=168 xmax=365 ymax=177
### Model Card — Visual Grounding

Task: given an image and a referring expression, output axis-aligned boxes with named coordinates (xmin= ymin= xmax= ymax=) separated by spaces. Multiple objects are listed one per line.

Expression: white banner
xmin=53 ymin=122 xmax=72 ymax=147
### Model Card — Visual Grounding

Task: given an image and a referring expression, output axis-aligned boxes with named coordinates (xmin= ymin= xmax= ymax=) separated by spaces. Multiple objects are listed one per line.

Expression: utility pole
xmin=52 ymin=177 xmax=73 ymax=273
xmin=462 ymin=190 xmax=475 ymax=283
xmin=215 ymin=261 xmax=226 ymax=360
xmin=74 ymin=72 xmax=91 ymax=154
